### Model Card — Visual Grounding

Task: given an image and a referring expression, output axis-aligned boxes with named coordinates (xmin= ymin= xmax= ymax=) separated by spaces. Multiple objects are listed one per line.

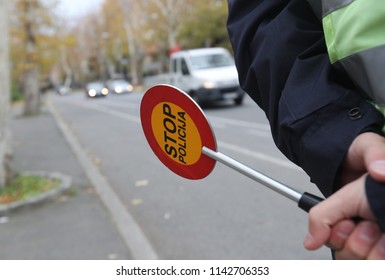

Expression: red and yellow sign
xmin=140 ymin=85 xmax=216 ymax=179
xmin=151 ymin=102 xmax=202 ymax=166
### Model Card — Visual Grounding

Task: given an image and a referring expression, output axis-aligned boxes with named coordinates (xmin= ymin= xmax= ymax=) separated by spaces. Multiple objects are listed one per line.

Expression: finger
xmin=304 ymin=177 xmax=367 ymax=250
xmin=335 ymin=221 xmax=382 ymax=260
xmin=326 ymin=219 xmax=355 ymax=250
xmin=360 ymin=133 xmax=385 ymax=181
xmin=368 ymin=160 xmax=385 ymax=182
xmin=304 ymin=201 xmax=343 ymax=250
xmin=343 ymin=133 xmax=385 ymax=181
xmin=367 ymin=235 xmax=385 ymax=260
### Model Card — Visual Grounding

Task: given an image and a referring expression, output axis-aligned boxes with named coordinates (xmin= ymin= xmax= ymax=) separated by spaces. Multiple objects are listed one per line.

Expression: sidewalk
xmin=0 ymin=104 xmax=133 ymax=259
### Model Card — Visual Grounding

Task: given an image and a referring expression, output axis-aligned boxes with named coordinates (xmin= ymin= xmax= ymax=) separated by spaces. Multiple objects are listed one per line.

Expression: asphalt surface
xmin=0 ymin=93 xmax=331 ymax=260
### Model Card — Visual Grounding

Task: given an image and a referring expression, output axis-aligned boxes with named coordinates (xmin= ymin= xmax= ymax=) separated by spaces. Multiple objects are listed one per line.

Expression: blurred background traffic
xmin=9 ymin=0 xmax=229 ymax=112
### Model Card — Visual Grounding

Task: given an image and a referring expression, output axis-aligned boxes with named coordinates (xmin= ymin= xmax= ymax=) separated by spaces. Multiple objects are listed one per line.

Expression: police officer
xmin=227 ymin=0 xmax=385 ymax=259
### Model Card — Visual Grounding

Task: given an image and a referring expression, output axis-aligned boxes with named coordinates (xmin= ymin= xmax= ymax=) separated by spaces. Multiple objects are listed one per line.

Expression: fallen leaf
xmin=0 ymin=216 xmax=9 ymax=224
xmin=135 ymin=180 xmax=149 ymax=187
xmin=108 ymin=253 xmax=118 ymax=260
xmin=131 ymin=198 xmax=143 ymax=206
xmin=92 ymin=157 xmax=101 ymax=166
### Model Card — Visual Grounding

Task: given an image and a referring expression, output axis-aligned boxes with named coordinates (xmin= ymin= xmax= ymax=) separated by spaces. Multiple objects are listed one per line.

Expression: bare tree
xmin=0 ymin=0 xmax=11 ymax=187
xmin=152 ymin=0 xmax=188 ymax=48
xmin=115 ymin=0 xmax=144 ymax=85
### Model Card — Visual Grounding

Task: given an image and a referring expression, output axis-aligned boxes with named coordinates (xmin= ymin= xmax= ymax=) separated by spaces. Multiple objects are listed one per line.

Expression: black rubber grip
xmin=298 ymin=192 xmax=324 ymax=212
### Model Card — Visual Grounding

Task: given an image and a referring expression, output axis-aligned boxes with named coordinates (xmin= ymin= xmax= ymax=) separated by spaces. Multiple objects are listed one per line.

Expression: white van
xmin=145 ymin=48 xmax=245 ymax=105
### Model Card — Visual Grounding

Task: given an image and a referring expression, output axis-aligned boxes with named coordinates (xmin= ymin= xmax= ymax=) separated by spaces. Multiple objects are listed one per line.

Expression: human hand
xmin=328 ymin=219 xmax=385 ymax=259
xmin=304 ymin=132 xmax=385 ymax=259
xmin=339 ymin=132 xmax=385 ymax=186
xmin=304 ymin=174 xmax=385 ymax=259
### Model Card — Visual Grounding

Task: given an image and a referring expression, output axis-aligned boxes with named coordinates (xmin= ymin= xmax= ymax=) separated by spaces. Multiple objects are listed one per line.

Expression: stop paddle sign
xmin=140 ymin=84 xmax=217 ymax=180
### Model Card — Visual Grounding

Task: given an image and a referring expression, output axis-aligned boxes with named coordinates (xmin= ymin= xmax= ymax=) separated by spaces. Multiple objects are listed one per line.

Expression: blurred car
xmin=107 ymin=79 xmax=134 ymax=94
xmin=85 ymin=82 xmax=109 ymax=98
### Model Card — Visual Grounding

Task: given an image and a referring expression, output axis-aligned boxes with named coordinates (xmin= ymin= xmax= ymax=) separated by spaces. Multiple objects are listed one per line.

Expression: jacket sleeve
xmin=366 ymin=176 xmax=385 ymax=231
xmin=226 ymin=0 xmax=385 ymax=197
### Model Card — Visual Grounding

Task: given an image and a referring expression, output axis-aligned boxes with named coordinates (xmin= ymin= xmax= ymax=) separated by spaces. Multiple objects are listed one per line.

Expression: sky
xmin=57 ymin=0 xmax=104 ymax=19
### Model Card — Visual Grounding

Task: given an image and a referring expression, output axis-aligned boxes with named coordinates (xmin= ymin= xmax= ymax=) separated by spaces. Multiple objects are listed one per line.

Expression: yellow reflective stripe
xmin=322 ymin=0 xmax=385 ymax=63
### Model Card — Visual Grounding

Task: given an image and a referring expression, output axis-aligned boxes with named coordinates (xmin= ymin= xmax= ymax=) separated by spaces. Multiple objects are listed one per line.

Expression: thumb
xmin=304 ymin=219 xmax=331 ymax=250
xmin=361 ymin=133 xmax=385 ymax=181
xmin=304 ymin=175 xmax=369 ymax=250
xmin=368 ymin=160 xmax=385 ymax=182
xmin=304 ymin=197 xmax=342 ymax=250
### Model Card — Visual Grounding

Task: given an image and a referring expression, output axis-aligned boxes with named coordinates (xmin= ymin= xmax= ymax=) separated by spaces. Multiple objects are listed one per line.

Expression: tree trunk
xmin=124 ymin=22 xmax=139 ymax=85
xmin=0 ymin=0 xmax=11 ymax=187
xmin=23 ymin=0 xmax=40 ymax=115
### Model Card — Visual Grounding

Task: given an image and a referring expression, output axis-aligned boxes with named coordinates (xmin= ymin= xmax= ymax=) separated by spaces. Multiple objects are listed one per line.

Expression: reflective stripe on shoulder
xmin=322 ymin=0 xmax=385 ymax=63
xmin=337 ymin=45 xmax=385 ymax=105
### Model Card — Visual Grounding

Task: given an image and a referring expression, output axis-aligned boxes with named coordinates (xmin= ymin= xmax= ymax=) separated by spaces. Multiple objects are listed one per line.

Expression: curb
xmin=0 ymin=171 xmax=72 ymax=215
xmin=47 ymin=95 xmax=159 ymax=259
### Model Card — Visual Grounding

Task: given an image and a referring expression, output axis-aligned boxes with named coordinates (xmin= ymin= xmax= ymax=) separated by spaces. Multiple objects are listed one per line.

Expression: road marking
xmin=246 ymin=129 xmax=272 ymax=138
xmin=61 ymin=98 xmax=299 ymax=171
xmin=98 ymin=101 xmax=138 ymax=110
xmin=59 ymin=99 xmax=141 ymax=123
xmin=207 ymin=115 xmax=270 ymax=131
xmin=217 ymin=141 xmax=301 ymax=171
xmin=47 ymin=98 xmax=158 ymax=260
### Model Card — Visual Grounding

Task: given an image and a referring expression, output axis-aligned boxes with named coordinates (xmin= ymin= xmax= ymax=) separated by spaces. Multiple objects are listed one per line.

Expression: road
xmin=50 ymin=90 xmax=331 ymax=260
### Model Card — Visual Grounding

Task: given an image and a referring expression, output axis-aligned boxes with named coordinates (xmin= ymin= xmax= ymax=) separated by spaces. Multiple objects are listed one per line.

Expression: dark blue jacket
xmin=227 ymin=0 xmax=385 ymax=229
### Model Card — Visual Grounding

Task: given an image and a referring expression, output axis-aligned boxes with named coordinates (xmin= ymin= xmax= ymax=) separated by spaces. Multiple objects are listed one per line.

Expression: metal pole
xmin=202 ymin=146 xmax=302 ymax=203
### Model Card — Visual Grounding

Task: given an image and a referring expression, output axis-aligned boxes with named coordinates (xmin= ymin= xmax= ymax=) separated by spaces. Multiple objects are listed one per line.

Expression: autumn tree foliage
xmin=64 ymin=0 xmax=229 ymax=85
xmin=9 ymin=0 xmax=229 ymax=91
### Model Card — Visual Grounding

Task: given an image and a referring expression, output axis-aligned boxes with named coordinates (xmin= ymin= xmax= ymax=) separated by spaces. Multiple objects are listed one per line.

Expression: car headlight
xmin=88 ymin=89 xmax=96 ymax=97
xmin=115 ymin=86 xmax=122 ymax=93
xmin=127 ymin=85 xmax=133 ymax=92
xmin=102 ymin=88 xmax=109 ymax=95
xmin=203 ymin=81 xmax=216 ymax=89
